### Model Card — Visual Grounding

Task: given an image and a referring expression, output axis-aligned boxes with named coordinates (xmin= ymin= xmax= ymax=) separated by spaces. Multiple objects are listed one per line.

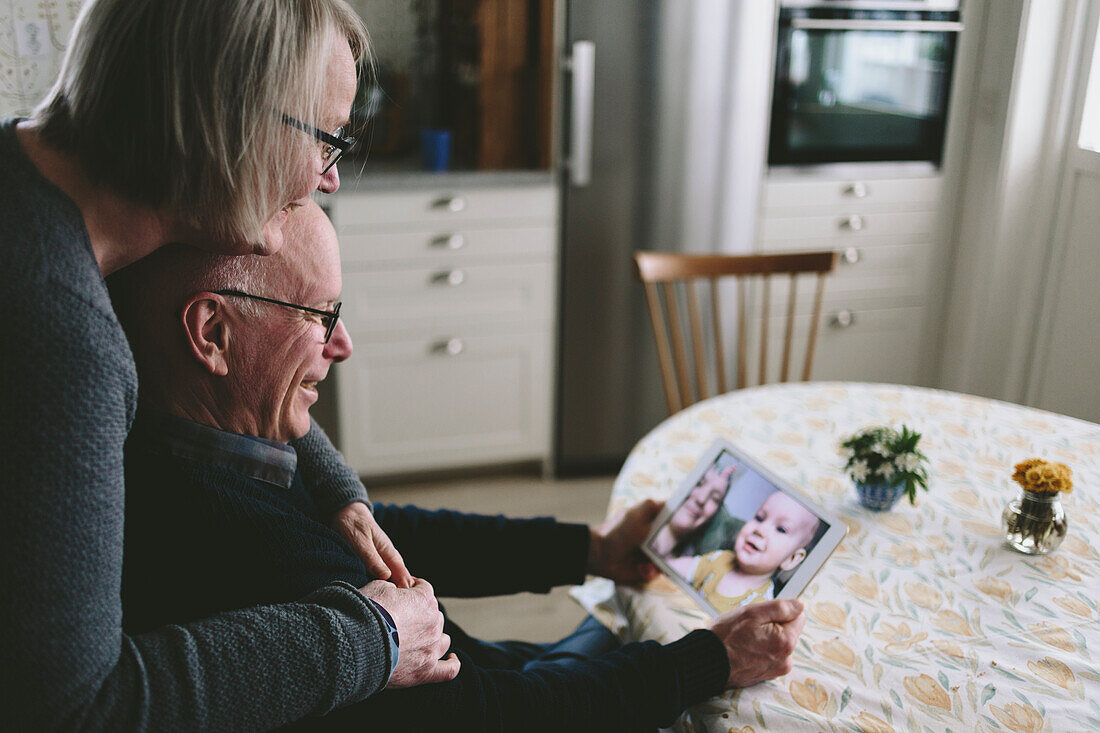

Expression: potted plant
xmin=841 ymin=426 xmax=929 ymax=511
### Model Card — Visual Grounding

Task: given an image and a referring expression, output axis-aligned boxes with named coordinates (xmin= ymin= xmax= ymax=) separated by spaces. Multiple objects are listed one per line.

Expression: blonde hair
xmin=36 ymin=0 xmax=369 ymax=247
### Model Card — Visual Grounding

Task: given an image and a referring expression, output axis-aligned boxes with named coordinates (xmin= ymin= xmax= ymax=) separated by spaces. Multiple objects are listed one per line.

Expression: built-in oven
xmin=768 ymin=0 xmax=963 ymax=167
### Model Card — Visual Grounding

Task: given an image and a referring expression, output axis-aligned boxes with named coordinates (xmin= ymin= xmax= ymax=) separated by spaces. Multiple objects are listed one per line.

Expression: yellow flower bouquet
xmin=1003 ymin=458 xmax=1072 ymax=554
xmin=1011 ymin=458 xmax=1073 ymax=494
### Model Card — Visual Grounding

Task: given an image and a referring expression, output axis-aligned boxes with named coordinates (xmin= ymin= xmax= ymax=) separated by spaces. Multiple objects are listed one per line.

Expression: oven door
xmin=768 ymin=6 xmax=962 ymax=166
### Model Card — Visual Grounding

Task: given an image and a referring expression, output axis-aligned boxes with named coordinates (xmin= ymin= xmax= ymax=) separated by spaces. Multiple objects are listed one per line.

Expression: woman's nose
xmin=318 ymin=163 xmax=340 ymax=194
xmin=323 ymin=320 xmax=353 ymax=362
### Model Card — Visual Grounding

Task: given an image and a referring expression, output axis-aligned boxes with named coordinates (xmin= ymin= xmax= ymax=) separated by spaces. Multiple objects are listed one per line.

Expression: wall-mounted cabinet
xmin=349 ymin=0 xmax=555 ymax=172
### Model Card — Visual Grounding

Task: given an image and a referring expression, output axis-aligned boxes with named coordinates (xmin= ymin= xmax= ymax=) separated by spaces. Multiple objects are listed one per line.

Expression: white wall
xmin=936 ymin=0 xmax=1100 ymax=421
xmin=0 ymin=0 xmax=81 ymax=117
xmin=1028 ymin=3 xmax=1100 ymax=422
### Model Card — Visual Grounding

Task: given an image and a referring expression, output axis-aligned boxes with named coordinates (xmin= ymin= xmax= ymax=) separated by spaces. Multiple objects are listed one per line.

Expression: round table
xmin=573 ymin=382 xmax=1100 ymax=732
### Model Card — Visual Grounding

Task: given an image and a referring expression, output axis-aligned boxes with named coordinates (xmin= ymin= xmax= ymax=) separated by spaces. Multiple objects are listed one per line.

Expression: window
xmin=1080 ymin=13 xmax=1100 ymax=151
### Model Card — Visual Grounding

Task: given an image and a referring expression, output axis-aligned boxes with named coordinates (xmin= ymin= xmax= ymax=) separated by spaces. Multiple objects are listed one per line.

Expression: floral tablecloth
xmin=572 ymin=383 xmax=1100 ymax=732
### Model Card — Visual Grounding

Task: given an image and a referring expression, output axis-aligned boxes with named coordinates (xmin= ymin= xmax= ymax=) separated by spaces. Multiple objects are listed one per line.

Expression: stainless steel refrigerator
xmin=554 ymin=1 xmax=773 ymax=474
xmin=555 ymin=1 xmax=661 ymax=474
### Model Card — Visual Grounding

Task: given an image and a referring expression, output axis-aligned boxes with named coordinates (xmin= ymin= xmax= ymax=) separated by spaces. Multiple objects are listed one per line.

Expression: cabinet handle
xmin=430 ymin=269 xmax=465 ymax=286
xmin=432 ymin=196 xmax=466 ymax=213
xmin=839 ymin=214 xmax=865 ymax=231
xmin=829 ymin=310 xmax=856 ymax=329
xmin=841 ymin=247 xmax=861 ymax=265
xmin=431 ymin=338 xmax=465 ymax=356
xmin=431 ymin=233 xmax=466 ymax=250
xmin=843 ymin=182 xmax=868 ymax=198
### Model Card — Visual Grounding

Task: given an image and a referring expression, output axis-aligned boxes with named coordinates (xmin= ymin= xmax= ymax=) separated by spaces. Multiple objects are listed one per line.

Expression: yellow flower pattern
xmin=789 ymin=677 xmax=829 ymax=715
xmin=570 ymin=383 xmax=1100 ymax=731
xmin=1026 ymin=656 xmax=1075 ymax=690
xmin=873 ymin=621 xmax=928 ymax=654
xmin=974 ymin=576 xmax=1013 ymax=602
xmin=989 ymin=702 xmax=1044 ymax=733
xmin=852 ymin=711 xmax=895 ymax=733
xmin=843 ymin=574 xmax=879 ymax=601
xmin=815 ymin=638 xmax=857 ymax=669
xmin=903 ymin=673 xmax=951 ymax=711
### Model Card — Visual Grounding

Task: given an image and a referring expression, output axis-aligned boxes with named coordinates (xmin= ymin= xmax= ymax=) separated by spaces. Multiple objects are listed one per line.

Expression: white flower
xmin=896 ymin=452 xmax=922 ymax=472
xmin=871 ymin=442 xmax=889 ymax=457
xmin=879 ymin=461 xmax=897 ymax=480
xmin=850 ymin=460 xmax=870 ymax=482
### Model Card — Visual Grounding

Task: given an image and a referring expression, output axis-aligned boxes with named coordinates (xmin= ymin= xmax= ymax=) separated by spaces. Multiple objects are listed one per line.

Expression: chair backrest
xmin=633 ymin=250 xmax=839 ymax=415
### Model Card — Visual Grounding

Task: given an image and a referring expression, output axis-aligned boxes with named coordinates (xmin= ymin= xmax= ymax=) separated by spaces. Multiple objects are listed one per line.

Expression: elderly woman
xmin=0 ymin=1 xmax=454 ymax=729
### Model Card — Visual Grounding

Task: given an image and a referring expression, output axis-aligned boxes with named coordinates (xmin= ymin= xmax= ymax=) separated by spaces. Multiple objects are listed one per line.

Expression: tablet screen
xmin=643 ymin=440 xmax=846 ymax=616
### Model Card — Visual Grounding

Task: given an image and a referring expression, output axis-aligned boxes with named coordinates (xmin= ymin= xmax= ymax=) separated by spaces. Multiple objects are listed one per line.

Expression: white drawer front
xmin=341 ymin=261 xmax=555 ymax=335
xmin=335 ymin=331 xmax=552 ymax=475
xmin=737 ymin=306 xmax=927 ymax=387
xmin=340 ymin=226 xmax=556 ymax=265
xmin=728 ymin=256 xmax=929 ymax=330
xmin=762 ymin=176 xmax=941 ymax=210
xmin=759 ymin=210 xmax=936 ymax=243
xmin=336 ymin=186 xmax=556 ymax=231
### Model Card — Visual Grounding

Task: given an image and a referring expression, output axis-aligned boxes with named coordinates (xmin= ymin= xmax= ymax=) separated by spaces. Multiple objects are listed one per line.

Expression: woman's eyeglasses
xmin=281 ymin=113 xmax=355 ymax=173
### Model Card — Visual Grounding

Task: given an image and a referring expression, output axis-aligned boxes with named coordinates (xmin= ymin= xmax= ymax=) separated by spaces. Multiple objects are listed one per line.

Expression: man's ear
xmin=181 ymin=294 xmax=231 ymax=376
xmin=779 ymin=547 xmax=807 ymax=572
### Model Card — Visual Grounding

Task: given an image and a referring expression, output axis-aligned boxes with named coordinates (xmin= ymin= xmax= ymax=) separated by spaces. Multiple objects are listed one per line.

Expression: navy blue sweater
xmin=122 ymin=433 xmax=730 ymax=732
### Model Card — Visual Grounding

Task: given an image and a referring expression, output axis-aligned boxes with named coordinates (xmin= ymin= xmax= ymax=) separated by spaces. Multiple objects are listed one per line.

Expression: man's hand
xmin=708 ymin=599 xmax=805 ymax=689
xmin=361 ymin=578 xmax=461 ymax=688
xmin=587 ymin=499 xmax=664 ymax=584
xmin=333 ymin=502 xmax=414 ymax=588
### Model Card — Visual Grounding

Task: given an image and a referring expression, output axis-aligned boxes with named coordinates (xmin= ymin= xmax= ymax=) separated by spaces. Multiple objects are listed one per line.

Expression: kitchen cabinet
xmin=329 ymin=181 xmax=557 ymax=477
xmin=754 ymin=172 xmax=942 ymax=385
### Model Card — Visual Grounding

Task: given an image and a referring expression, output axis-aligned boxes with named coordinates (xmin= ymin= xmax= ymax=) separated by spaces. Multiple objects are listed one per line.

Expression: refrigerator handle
xmin=567 ymin=40 xmax=595 ymax=187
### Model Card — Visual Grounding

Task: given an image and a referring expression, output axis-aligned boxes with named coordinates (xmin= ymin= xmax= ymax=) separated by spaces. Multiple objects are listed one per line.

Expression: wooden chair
xmin=633 ymin=250 xmax=840 ymax=415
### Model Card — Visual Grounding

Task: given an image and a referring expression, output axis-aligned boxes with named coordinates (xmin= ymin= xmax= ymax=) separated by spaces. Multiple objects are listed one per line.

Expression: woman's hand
xmin=332 ymin=502 xmax=414 ymax=587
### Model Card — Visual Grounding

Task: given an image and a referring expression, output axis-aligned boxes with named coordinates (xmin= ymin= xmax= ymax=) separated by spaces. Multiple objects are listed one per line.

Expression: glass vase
xmin=1002 ymin=489 xmax=1067 ymax=555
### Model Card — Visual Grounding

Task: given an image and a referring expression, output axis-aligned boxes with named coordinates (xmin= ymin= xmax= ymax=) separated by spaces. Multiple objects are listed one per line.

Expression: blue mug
xmin=420 ymin=129 xmax=452 ymax=172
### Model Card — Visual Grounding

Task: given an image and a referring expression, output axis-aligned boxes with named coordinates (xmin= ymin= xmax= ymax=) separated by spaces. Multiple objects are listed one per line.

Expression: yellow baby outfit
xmin=691 ymin=550 xmax=773 ymax=613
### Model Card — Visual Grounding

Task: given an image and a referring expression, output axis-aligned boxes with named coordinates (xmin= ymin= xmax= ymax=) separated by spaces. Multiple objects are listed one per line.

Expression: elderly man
xmin=110 ymin=202 xmax=805 ymax=731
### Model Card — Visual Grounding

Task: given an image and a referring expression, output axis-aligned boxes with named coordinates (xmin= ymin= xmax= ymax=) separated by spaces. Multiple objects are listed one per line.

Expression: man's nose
xmin=318 ymin=164 xmax=340 ymax=194
xmin=323 ymin=320 xmax=353 ymax=362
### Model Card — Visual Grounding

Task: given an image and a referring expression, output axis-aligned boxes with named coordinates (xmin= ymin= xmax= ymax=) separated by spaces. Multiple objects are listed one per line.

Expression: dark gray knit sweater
xmin=0 ymin=118 xmax=391 ymax=731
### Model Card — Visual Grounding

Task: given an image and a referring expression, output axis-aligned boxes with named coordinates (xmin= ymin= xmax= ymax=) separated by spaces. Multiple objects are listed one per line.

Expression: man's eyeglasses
xmin=214 ymin=289 xmax=342 ymax=343
xmin=282 ymin=113 xmax=355 ymax=174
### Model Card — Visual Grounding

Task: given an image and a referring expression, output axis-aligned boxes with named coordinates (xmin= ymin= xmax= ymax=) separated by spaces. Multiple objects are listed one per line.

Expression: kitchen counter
xmin=336 ymin=161 xmax=555 ymax=192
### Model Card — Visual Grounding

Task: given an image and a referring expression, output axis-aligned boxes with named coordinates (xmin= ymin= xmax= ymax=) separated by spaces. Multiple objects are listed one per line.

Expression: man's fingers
xmin=426 ymin=653 xmax=462 ymax=683
xmin=787 ymin=608 xmax=807 ymax=636
xmin=753 ymin=598 xmax=804 ymax=624
xmin=410 ymin=577 xmax=436 ymax=598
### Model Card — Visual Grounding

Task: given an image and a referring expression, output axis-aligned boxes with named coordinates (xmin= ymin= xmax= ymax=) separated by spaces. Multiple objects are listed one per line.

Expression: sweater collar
xmin=133 ymin=412 xmax=297 ymax=489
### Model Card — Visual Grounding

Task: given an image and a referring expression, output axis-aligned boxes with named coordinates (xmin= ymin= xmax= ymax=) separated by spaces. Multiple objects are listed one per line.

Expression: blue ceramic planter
xmin=856 ymin=480 xmax=906 ymax=511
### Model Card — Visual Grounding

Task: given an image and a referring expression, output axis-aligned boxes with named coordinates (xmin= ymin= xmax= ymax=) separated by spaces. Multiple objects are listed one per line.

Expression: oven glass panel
xmin=770 ymin=23 xmax=957 ymax=165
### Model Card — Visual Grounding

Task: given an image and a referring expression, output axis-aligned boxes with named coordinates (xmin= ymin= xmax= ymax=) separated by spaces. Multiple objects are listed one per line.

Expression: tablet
xmin=642 ymin=439 xmax=846 ymax=617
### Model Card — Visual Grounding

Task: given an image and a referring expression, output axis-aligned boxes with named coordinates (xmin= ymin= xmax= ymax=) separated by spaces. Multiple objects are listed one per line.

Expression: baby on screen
xmin=667 ymin=490 xmax=820 ymax=613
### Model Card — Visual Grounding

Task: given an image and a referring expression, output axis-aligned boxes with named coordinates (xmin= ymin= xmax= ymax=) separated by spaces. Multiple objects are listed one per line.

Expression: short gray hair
xmin=110 ymin=243 xmax=275 ymax=324
xmin=37 ymin=0 xmax=369 ymax=247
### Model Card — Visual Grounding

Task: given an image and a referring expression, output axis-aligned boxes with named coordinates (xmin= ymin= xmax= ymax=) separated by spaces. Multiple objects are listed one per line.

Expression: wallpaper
xmin=0 ymin=0 xmax=82 ymax=118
